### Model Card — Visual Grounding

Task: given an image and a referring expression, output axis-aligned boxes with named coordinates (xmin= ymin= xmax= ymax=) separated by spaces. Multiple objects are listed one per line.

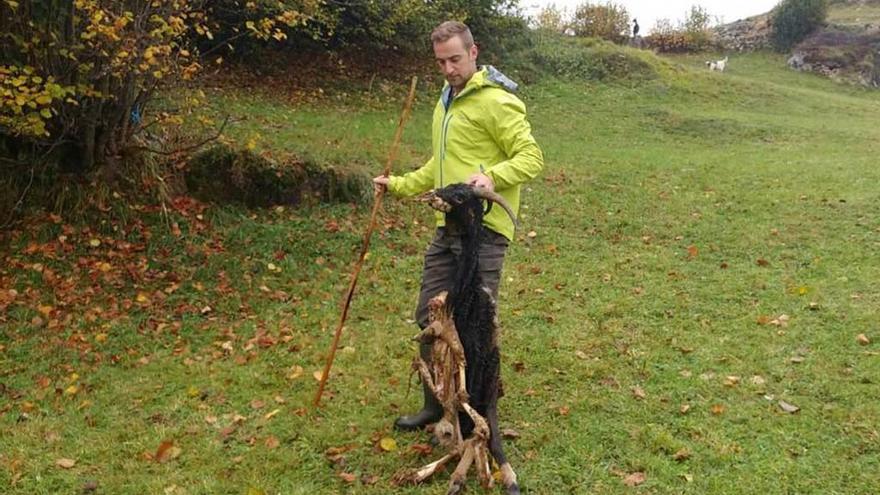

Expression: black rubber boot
xmin=394 ymin=343 xmax=443 ymax=431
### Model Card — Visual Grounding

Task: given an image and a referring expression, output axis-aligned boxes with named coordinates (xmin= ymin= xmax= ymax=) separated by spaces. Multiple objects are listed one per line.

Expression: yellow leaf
xmin=65 ymin=385 xmax=78 ymax=395
xmin=55 ymin=458 xmax=76 ymax=469
xmin=379 ymin=437 xmax=397 ymax=452
xmin=288 ymin=365 xmax=303 ymax=379
xmin=89 ymin=238 xmax=101 ymax=247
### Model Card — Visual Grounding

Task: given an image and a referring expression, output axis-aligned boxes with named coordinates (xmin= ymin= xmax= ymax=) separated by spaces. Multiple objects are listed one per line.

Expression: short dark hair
xmin=431 ymin=21 xmax=474 ymax=49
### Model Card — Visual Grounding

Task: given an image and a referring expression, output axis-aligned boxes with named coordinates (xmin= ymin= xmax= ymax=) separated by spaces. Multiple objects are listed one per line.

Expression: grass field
xmin=2 ymin=48 xmax=879 ymax=494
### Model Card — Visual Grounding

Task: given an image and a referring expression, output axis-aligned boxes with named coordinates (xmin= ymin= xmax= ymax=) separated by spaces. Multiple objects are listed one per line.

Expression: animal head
xmin=417 ymin=183 xmax=517 ymax=227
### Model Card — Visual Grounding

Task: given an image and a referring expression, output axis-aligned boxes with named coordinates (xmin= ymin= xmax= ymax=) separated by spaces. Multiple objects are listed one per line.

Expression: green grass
xmin=828 ymin=1 xmax=880 ymax=27
xmin=2 ymin=49 xmax=880 ymax=494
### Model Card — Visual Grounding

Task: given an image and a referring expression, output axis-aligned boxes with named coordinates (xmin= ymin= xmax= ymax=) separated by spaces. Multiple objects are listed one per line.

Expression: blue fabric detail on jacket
xmin=484 ymin=65 xmax=518 ymax=92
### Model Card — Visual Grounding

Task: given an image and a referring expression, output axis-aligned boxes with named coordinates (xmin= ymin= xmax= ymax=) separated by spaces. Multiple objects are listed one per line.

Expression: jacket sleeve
xmin=482 ymin=94 xmax=544 ymax=190
xmin=387 ymin=157 xmax=436 ymax=198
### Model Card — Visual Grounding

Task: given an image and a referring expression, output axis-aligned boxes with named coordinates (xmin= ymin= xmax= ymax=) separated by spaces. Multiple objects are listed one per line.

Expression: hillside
xmin=711 ymin=1 xmax=880 ymax=88
xmin=2 ymin=42 xmax=879 ymax=494
xmin=827 ymin=0 xmax=880 ymax=28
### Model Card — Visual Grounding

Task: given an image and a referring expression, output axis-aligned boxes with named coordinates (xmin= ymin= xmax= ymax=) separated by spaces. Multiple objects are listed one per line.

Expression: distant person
xmin=632 ymin=19 xmax=640 ymax=38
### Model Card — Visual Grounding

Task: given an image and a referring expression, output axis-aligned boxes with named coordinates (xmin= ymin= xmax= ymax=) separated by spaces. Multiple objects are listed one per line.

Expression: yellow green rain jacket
xmin=387 ymin=66 xmax=543 ymax=241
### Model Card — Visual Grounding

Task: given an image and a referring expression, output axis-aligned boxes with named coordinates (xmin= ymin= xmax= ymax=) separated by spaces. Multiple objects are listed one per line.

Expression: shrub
xmin=644 ymin=19 xmax=693 ymax=53
xmin=527 ymin=34 xmax=658 ymax=82
xmin=644 ymin=7 xmax=716 ymax=53
xmin=571 ymin=2 xmax=631 ymax=44
xmin=682 ymin=5 xmax=713 ymax=51
xmin=772 ymin=0 xmax=829 ymax=51
xmin=533 ymin=3 xmax=569 ymax=33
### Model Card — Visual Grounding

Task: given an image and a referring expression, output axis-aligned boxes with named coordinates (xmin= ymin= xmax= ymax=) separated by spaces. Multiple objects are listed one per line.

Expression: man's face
xmin=433 ymin=36 xmax=478 ymax=91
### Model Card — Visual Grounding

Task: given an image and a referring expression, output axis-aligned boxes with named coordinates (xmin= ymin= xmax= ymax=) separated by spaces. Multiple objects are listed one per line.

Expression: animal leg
xmin=446 ymin=440 xmax=476 ymax=495
xmin=392 ymin=452 xmax=457 ymax=485
xmin=487 ymin=403 xmax=520 ymax=495
xmin=474 ymin=438 xmax=494 ymax=489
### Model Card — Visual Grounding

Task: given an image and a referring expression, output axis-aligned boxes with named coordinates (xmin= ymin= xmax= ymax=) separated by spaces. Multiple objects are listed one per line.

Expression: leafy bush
xmin=644 ymin=8 xmax=715 ymax=53
xmin=772 ymin=0 xmax=829 ymax=51
xmin=571 ymin=2 xmax=631 ymax=44
xmin=533 ymin=3 xmax=569 ymax=33
xmin=682 ymin=5 xmax=713 ymax=50
xmin=527 ymin=34 xmax=658 ymax=82
xmin=0 ymin=0 xmax=301 ymax=175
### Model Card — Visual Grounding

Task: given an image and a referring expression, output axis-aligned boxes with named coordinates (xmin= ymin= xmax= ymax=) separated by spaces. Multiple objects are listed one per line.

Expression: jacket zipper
xmin=439 ymin=112 xmax=453 ymax=187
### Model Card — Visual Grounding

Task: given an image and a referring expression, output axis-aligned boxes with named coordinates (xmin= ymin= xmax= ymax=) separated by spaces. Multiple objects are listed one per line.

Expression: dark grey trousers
xmin=415 ymin=227 xmax=509 ymax=330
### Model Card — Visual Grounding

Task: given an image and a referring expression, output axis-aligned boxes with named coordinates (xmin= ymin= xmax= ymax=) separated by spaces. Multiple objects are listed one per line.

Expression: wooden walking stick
xmin=314 ymin=76 xmax=419 ymax=407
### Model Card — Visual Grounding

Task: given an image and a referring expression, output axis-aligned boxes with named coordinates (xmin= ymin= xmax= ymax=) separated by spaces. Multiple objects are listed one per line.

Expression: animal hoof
xmin=446 ymin=479 xmax=465 ymax=495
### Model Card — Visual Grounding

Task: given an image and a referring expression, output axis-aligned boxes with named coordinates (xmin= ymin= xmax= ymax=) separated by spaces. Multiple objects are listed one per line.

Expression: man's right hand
xmin=373 ymin=175 xmax=390 ymax=194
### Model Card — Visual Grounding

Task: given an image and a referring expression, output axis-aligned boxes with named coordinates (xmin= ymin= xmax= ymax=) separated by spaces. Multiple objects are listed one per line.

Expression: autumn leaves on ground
xmin=3 ymin=49 xmax=880 ymax=493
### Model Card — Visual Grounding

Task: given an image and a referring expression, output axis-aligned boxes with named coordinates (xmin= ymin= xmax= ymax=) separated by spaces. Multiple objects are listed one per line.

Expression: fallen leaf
xmin=623 ymin=471 xmax=646 ymax=487
xmin=751 ymin=375 xmax=766 ymax=386
xmin=575 ymin=350 xmax=589 ymax=360
xmin=857 ymin=334 xmax=870 ymax=346
xmin=250 ymin=399 xmax=265 ymax=410
xmin=527 ymin=231 xmax=537 ymax=238
xmin=687 ymin=245 xmax=698 ymax=259
xmin=681 ymin=473 xmax=694 ymax=483
xmin=379 ymin=437 xmax=397 ymax=452
xmin=55 ymin=458 xmax=76 ymax=469
xmin=410 ymin=443 xmax=433 ymax=455
xmin=679 ymin=404 xmax=691 ymax=414
xmin=338 ymin=472 xmax=356 ymax=483
xmin=288 ymin=365 xmax=304 ymax=379
xmin=778 ymin=400 xmax=800 ymax=414
xmin=264 ymin=408 xmax=281 ymax=420
xmin=313 ymin=370 xmax=325 ymax=381
xmin=501 ymin=428 xmax=521 ymax=439
xmin=558 ymin=405 xmax=570 ymax=416
xmin=155 ymin=440 xmax=181 ymax=463
xmin=631 ymin=386 xmax=646 ymax=400
xmin=756 ymin=258 xmax=770 ymax=267
xmin=265 ymin=436 xmax=280 ymax=449
xmin=710 ymin=404 xmax=726 ymax=415
xmin=361 ymin=474 xmax=379 ymax=485
xmin=673 ymin=448 xmax=691 ymax=462
xmin=723 ymin=375 xmax=741 ymax=387
xmin=769 ymin=314 xmax=790 ymax=327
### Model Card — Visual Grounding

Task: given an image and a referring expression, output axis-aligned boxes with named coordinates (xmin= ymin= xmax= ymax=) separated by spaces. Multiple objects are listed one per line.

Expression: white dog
xmin=706 ymin=56 xmax=728 ymax=72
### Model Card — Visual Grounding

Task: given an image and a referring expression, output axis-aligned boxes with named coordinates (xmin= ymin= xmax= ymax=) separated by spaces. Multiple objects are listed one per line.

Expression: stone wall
xmin=711 ymin=14 xmax=774 ymax=52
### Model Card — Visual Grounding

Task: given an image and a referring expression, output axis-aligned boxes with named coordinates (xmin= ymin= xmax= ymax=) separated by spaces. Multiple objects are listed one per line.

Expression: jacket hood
xmin=441 ymin=66 xmax=518 ymax=103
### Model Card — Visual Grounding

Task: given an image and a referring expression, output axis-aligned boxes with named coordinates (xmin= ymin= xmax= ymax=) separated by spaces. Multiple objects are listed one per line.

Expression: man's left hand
xmin=468 ymin=173 xmax=494 ymax=192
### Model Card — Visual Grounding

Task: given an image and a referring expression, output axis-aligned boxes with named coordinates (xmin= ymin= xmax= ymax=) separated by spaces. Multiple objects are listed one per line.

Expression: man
xmin=374 ymin=21 xmax=543 ymax=431
xmin=632 ymin=18 xmax=640 ymax=38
